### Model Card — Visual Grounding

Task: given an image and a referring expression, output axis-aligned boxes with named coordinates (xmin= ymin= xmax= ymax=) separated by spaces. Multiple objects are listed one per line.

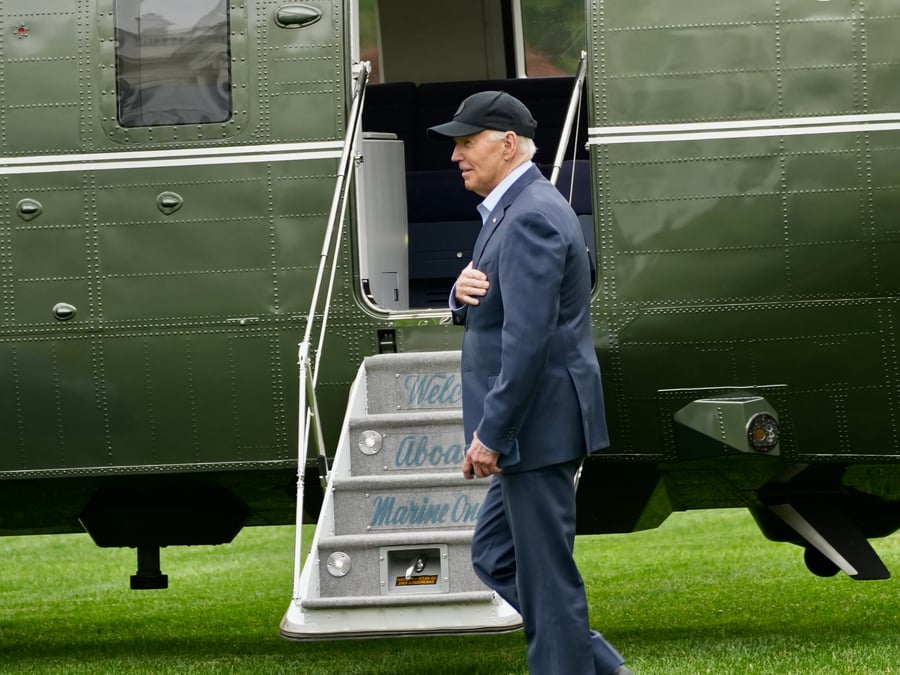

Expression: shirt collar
xmin=476 ymin=160 xmax=534 ymax=225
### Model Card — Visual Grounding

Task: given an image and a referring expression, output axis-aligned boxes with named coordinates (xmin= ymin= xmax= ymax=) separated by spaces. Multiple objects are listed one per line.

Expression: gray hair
xmin=487 ymin=129 xmax=537 ymax=160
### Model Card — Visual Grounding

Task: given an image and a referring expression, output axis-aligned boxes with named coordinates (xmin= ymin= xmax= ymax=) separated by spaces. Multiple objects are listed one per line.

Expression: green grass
xmin=0 ymin=509 xmax=897 ymax=674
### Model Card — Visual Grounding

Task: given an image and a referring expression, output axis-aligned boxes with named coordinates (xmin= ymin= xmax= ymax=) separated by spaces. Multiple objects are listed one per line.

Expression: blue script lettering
xmin=403 ymin=373 xmax=462 ymax=407
xmin=395 ymin=435 xmax=466 ymax=467
xmin=370 ymin=495 xmax=451 ymax=528
xmin=451 ymin=493 xmax=483 ymax=524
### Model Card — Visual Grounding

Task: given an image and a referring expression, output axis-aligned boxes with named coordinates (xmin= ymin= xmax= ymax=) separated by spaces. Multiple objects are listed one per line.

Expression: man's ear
xmin=503 ymin=131 xmax=519 ymax=159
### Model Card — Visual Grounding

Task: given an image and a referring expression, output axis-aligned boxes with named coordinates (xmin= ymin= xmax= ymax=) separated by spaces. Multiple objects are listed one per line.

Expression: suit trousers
xmin=471 ymin=458 xmax=624 ymax=675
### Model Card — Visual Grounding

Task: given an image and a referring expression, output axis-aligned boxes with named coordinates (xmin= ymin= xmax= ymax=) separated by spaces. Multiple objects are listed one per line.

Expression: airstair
xmin=280 ymin=350 xmax=521 ymax=639
xmin=280 ymin=61 xmax=519 ymax=640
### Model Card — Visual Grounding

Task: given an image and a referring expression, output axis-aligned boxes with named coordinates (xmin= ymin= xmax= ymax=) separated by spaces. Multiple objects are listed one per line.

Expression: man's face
xmin=450 ymin=130 xmax=509 ymax=197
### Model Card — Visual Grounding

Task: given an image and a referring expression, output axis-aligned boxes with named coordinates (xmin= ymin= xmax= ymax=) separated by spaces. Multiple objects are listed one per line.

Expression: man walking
xmin=428 ymin=90 xmax=632 ymax=674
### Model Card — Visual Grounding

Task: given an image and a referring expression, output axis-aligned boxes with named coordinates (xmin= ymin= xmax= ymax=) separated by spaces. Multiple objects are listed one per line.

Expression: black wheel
xmin=804 ymin=546 xmax=840 ymax=577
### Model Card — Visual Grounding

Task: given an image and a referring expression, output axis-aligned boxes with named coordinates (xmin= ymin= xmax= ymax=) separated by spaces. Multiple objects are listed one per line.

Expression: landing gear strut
xmin=131 ymin=546 xmax=168 ymax=590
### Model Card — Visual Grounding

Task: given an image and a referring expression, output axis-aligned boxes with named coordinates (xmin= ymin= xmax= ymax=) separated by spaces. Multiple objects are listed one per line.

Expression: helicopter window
xmin=520 ymin=0 xmax=585 ymax=76
xmin=113 ymin=0 xmax=232 ymax=127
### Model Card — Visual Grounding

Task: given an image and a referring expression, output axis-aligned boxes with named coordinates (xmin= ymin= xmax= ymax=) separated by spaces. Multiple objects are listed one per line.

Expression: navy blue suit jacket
xmin=457 ymin=164 xmax=609 ymax=472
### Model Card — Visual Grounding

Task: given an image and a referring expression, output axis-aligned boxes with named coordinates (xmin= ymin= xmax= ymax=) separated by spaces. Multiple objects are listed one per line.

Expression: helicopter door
xmin=355 ymin=131 xmax=410 ymax=310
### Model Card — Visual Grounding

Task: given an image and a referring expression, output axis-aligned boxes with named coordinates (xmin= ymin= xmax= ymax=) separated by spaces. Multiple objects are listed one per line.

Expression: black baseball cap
xmin=427 ymin=90 xmax=537 ymax=139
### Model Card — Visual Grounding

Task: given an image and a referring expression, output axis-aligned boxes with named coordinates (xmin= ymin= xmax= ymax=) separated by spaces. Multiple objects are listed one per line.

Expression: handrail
xmin=297 ymin=60 xmax=370 ymax=473
xmin=549 ymin=50 xmax=587 ymax=193
xmin=292 ymin=62 xmax=370 ymax=597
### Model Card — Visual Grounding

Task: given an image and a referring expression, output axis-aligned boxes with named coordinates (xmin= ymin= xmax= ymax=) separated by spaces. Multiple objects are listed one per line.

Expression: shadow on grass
xmin=0 ymin=620 xmax=530 ymax=674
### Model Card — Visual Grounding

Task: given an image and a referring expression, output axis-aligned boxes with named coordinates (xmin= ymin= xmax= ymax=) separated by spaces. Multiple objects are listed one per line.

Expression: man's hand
xmin=462 ymin=431 xmax=502 ymax=479
xmin=454 ymin=262 xmax=490 ymax=307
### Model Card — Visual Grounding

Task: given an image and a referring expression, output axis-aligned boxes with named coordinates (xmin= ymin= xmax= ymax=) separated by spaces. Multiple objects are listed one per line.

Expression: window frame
xmin=99 ymin=0 xmax=249 ymax=144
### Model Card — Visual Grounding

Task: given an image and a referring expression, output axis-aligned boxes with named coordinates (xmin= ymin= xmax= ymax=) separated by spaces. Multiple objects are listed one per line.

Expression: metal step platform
xmin=280 ymin=350 xmax=522 ymax=640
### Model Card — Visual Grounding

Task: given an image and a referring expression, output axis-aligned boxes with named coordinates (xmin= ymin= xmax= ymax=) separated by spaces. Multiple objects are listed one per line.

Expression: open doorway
xmin=354 ymin=0 xmax=593 ymax=311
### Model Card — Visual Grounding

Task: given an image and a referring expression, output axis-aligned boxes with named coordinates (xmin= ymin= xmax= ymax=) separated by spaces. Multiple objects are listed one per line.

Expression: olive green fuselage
xmin=1 ymin=1 xmax=897 ymax=570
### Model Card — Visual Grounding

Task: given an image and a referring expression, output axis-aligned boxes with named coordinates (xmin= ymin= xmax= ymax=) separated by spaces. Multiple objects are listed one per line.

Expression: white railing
xmin=549 ymin=50 xmax=587 ymax=193
xmin=291 ymin=61 xmax=371 ymax=596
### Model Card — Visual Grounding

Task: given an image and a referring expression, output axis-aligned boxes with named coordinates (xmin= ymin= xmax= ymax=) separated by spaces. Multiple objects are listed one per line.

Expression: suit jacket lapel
xmin=472 ymin=165 xmax=542 ymax=267
xmin=471 ymin=211 xmax=500 ymax=267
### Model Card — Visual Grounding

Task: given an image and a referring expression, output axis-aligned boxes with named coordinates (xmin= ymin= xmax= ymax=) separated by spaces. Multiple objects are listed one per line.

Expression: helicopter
xmin=0 ymin=0 xmax=896 ymax=637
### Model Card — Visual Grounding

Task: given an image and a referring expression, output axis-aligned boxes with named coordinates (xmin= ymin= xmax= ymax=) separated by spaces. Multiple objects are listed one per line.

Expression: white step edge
xmin=281 ymin=592 xmax=521 ymax=641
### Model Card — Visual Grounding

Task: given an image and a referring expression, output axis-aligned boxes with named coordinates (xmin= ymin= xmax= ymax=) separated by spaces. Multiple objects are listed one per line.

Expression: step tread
xmin=316 ymin=530 xmax=474 ymax=550
xmin=349 ymin=410 xmax=463 ymax=426
xmin=332 ymin=473 xmax=474 ymax=490
xmin=364 ymin=350 xmax=461 ymax=370
xmin=301 ymin=590 xmax=494 ymax=609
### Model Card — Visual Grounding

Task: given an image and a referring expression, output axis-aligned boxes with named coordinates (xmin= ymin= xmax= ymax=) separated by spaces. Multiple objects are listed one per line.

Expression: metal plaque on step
xmin=380 ymin=544 xmax=449 ymax=595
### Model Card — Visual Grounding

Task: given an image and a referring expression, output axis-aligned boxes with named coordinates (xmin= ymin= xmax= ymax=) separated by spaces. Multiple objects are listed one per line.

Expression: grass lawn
xmin=0 ymin=509 xmax=896 ymax=674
